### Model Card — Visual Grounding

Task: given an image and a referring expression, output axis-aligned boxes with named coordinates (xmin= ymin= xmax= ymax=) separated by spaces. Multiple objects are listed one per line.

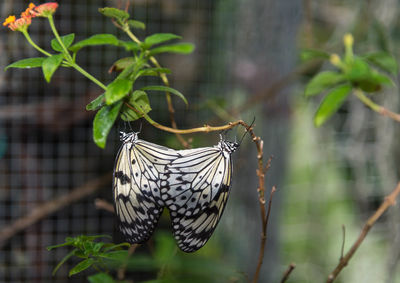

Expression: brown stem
xmin=252 ymin=185 xmax=276 ymax=283
xmin=0 ymin=173 xmax=112 ymax=248
xmin=117 ymin=243 xmax=139 ymax=280
xmin=280 ymin=263 xmax=296 ymax=283
xmin=326 ymin=182 xmax=400 ymax=282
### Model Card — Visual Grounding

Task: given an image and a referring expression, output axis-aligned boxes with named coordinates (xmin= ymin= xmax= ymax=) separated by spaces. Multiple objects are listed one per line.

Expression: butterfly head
xmin=218 ymin=136 xmax=239 ymax=154
xmin=119 ymin=131 xmax=138 ymax=143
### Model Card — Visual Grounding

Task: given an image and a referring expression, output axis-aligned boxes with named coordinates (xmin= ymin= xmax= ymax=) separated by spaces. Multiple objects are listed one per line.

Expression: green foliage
xmin=5 ymin=6 xmax=195 ymax=148
xmin=304 ymin=34 xmax=398 ymax=126
xmin=5 ymin=57 xmax=45 ymax=70
xmin=42 ymin=54 xmax=64 ymax=82
xmin=51 ymin=33 xmax=75 ymax=52
xmin=47 ymin=235 xmax=130 ymax=277
xmin=93 ymin=101 xmax=123 ymax=148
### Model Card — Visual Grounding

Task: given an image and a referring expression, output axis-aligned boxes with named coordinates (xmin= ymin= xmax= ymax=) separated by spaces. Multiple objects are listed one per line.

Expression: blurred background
xmin=1 ymin=0 xmax=400 ymax=282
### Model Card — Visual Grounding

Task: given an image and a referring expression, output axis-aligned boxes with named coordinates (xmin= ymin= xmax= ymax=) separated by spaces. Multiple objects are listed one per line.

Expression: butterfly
xmin=160 ymin=136 xmax=239 ymax=252
xmin=113 ymin=131 xmax=179 ymax=243
xmin=113 ymin=131 xmax=239 ymax=252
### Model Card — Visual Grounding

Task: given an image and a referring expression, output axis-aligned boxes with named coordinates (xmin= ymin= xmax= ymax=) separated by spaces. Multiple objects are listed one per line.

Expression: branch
xmin=280 ymin=263 xmax=296 ymax=283
xmin=95 ymin=198 xmax=115 ymax=213
xmin=0 ymin=173 xmax=111 ymax=248
xmin=326 ymin=182 xmax=400 ymax=282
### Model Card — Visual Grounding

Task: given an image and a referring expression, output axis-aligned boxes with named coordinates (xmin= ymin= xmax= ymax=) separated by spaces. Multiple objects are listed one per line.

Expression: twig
xmin=340 ymin=225 xmax=346 ymax=260
xmin=354 ymin=89 xmax=400 ymax=123
xmin=95 ymin=198 xmax=115 ymax=213
xmin=326 ymin=182 xmax=400 ymax=282
xmin=117 ymin=243 xmax=139 ymax=280
xmin=252 ymin=186 xmax=276 ymax=283
xmin=280 ymin=263 xmax=296 ymax=283
xmin=0 ymin=173 xmax=112 ymax=248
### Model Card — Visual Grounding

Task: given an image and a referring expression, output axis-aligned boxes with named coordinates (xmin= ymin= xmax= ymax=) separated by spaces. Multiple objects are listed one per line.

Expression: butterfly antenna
xmin=239 ymin=117 xmax=256 ymax=145
xmin=138 ymin=121 xmax=143 ymax=134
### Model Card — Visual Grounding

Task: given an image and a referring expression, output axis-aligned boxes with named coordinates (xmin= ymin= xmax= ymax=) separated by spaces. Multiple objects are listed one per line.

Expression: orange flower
xmin=21 ymin=3 xmax=36 ymax=19
xmin=30 ymin=2 xmax=58 ymax=17
xmin=3 ymin=15 xmax=16 ymax=27
xmin=7 ymin=16 xmax=32 ymax=31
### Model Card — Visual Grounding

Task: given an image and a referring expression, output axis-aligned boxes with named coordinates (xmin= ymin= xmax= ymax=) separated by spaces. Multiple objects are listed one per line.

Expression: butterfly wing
xmin=166 ymin=151 xmax=233 ymax=252
xmin=113 ymin=139 xmax=178 ymax=243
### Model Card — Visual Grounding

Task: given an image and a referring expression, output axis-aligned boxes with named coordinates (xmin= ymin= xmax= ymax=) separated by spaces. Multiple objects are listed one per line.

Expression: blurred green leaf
xmin=149 ymin=43 xmax=195 ymax=56
xmin=154 ymin=233 xmax=176 ymax=263
xmin=99 ymin=7 xmax=129 ymax=21
xmin=93 ymin=101 xmax=123 ymax=148
xmin=51 ymin=249 xmax=77 ymax=275
xmin=128 ymin=19 xmax=146 ymax=30
xmin=305 ymin=71 xmax=345 ymax=97
xmin=5 ymin=57 xmax=45 ymax=70
xmin=51 ymin=33 xmax=75 ymax=52
xmin=363 ymin=52 xmax=398 ymax=75
xmin=300 ymin=49 xmax=330 ymax=62
xmin=88 ymin=273 xmax=116 ymax=283
xmin=345 ymin=58 xmax=372 ymax=82
xmin=110 ymin=57 xmax=135 ymax=73
xmin=86 ymin=94 xmax=105 ymax=111
xmin=119 ymin=41 xmax=141 ymax=52
xmin=69 ymin=258 xmax=94 ymax=276
xmin=143 ymin=33 xmax=181 ymax=48
xmin=314 ymin=84 xmax=352 ymax=127
xmin=69 ymin=34 xmax=121 ymax=52
xmin=141 ymin=85 xmax=188 ymax=105
xmin=136 ymin=67 xmax=171 ymax=78
xmin=42 ymin=54 xmax=64 ymax=83
xmin=121 ymin=90 xmax=151 ymax=121
xmin=105 ymin=79 xmax=132 ymax=105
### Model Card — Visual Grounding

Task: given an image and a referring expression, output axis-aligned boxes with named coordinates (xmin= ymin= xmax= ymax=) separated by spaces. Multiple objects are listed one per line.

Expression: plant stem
xmin=47 ymin=15 xmax=73 ymax=62
xmin=354 ymin=89 xmax=400 ymax=122
xmin=72 ymin=63 xmax=107 ymax=90
xmin=22 ymin=31 xmax=52 ymax=57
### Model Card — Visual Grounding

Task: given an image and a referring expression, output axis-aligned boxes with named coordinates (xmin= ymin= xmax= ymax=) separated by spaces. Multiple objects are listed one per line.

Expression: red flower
xmin=30 ymin=2 xmax=59 ymax=17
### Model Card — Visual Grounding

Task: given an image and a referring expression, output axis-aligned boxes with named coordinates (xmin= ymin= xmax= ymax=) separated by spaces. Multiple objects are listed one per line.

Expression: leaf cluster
xmin=5 ymin=7 xmax=195 ymax=148
xmin=303 ymin=37 xmax=398 ymax=127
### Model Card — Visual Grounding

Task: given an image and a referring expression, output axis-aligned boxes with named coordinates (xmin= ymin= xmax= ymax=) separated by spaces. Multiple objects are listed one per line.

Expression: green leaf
xmin=69 ymin=258 xmax=94 ymax=276
xmin=143 ymin=33 xmax=181 ymax=48
xmin=42 ymin=54 xmax=64 ymax=83
xmin=93 ymin=101 xmax=123 ymax=148
xmin=69 ymin=34 xmax=120 ymax=52
xmin=300 ymin=49 xmax=330 ymax=62
xmin=141 ymin=85 xmax=188 ymax=105
xmin=314 ymin=84 xmax=352 ymax=127
xmin=5 ymin=57 xmax=45 ymax=70
xmin=149 ymin=43 xmax=195 ymax=56
xmin=121 ymin=90 xmax=151 ymax=121
xmin=88 ymin=273 xmax=118 ymax=283
xmin=99 ymin=7 xmax=129 ymax=21
xmin=102 ymin=242 xmax=131 ymax=252
xmin=119 ymin=41 xmax=140 ymax=52
xmin=128 ymin=19 xmax=146 ymax=30
xmin=109 ymin=57 xmax=135 ymax=73
xmin=51 ymin=33 xmax=75 ymax=52
xmin=51 ymin=249 xmax=77 ymax=276
xmin=105 ymin=79 xmax=132 ymax=105
xmin=305 ymin=71 xmax=346 ymax=97
xmin=363 ymin=52 xmax=398 ymax=75
xmin=86 ymin=94 xmax=105 ymax=111
xmin=99 ymin=250 xmax=129 ymax=261
xmin=135 ymin=67 xmax=171 ymax=79
xmin=345 ymin=58 xmax=372 ymax=82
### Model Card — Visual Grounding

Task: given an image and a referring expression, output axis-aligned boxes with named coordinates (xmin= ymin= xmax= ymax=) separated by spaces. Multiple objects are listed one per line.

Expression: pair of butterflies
xmin=113 ymin=131 xmax=239 ymax=252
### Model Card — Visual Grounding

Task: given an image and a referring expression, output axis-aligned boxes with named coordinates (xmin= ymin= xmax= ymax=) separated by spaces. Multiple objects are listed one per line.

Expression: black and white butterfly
xmin=113 ymin=132 xmax=239 ymax=252
xmin=113 ymin=131 xmax=179 ymax=243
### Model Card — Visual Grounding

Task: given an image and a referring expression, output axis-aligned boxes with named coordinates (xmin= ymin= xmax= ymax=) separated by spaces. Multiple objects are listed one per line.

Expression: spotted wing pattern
xmin=113 ymin=132 xmax=178 ymax=243
xmin=162 ymin=139 xmax=238 ymax=252
xmin=168 ymin=154 xmax=232 ymax=252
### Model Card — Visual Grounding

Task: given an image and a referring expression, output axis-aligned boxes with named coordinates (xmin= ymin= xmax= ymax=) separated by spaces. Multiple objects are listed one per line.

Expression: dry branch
xmin=326 ymin=182 xmax=400 ymax=282
xmin=0 ymin=173 xmax=111 ymax=248
xmin=280 ymin=263 xmax=296 ymax=283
